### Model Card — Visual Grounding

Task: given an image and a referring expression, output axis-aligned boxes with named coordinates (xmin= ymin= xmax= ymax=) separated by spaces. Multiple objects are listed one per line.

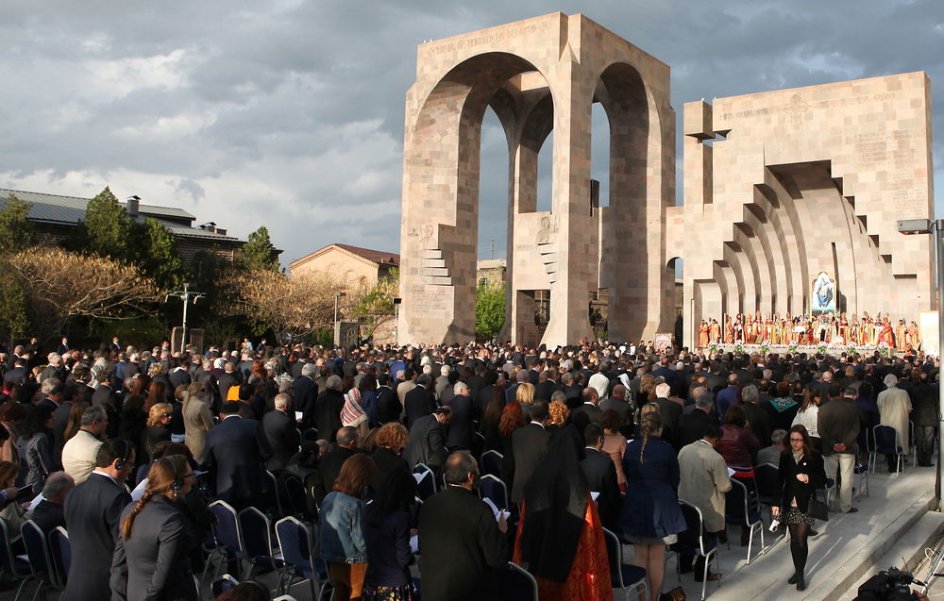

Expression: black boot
xmin=797 ymin=575 xmax=806 ymax=591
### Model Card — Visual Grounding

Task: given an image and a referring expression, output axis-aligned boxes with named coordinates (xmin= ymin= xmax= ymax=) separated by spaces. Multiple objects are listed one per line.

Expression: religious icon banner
xmin=811 ymin=271 xmax=837 ymax=316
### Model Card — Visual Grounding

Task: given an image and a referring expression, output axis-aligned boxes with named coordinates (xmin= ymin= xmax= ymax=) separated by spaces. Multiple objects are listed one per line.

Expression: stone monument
xmin=398 ymin=13 xmax=934 ymax=348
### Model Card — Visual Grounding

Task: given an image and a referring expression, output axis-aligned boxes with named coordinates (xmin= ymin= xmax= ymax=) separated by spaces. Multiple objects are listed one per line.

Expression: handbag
xmin=808 ymin=492 xmax=829 ymax=522
xmin=660 ymin=586 xmax=687 ymax=601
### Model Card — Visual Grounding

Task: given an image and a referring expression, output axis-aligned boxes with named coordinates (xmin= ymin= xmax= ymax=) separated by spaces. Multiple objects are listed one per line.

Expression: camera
xmin=855 ymin=567 xmax=923 ymax=601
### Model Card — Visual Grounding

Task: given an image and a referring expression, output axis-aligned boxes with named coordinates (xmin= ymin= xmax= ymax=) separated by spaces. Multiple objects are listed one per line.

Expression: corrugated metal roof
xmin=0 ymin=188 xmax=196 ymax=224
xmin=151 ymin=218 xmax=240 ymax=242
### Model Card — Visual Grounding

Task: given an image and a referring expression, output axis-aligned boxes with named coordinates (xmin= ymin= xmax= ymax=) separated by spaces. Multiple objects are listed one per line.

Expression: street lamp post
xmin=898 ymin=218 xmax=944 ymax=511
xmin=334 ymin=291 xmax=346 ymax=325
xmin=333 ymin=291 xmax=347 ymax=347
xmin=168 ymin=283 xmax=204 ymax=354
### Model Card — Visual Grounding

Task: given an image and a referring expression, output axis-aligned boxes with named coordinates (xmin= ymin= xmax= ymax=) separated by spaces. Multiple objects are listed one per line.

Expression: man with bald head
xmin=263 ymin=392 xmax=300 ymax=472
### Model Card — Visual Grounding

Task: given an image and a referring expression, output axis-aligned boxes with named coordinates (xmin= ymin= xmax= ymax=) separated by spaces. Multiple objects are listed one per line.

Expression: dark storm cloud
xmin=0 ymin=0 xmax=940 ymax=264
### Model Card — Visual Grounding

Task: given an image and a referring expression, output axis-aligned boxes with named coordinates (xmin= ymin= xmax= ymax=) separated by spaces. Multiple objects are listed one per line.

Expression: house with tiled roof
xmin=0 ymin=188 xmax=274 ymax=265
xmin=289 ymin=243 xmax=399 ymax=289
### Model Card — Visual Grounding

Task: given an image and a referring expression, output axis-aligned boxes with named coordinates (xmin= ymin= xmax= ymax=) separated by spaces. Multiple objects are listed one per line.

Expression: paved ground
xmin=647 ymin=462 xmax=941 ymax=601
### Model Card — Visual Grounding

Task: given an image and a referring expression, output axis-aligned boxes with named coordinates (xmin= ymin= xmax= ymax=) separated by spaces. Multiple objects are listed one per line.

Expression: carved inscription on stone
xmin=410 ymin=285 xmax=451 ymax=318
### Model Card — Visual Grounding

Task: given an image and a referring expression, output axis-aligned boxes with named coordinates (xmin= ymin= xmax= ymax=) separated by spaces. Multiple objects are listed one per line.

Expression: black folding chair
xmin=725 ymin=478 xmax=766 ymax=562
xmin=481 ymin=450 xmax=503 ymax=477
xmin=47 ymin=527 xmax=70 ymax=588
xmin=20 ymin=520 xmax=58 ymax=600
xmin=238 ymin=506 xmax=283 ymax=582
xmin=670 ymin=500 xmax=719 ymax=601
xmin=602 ymin=527 xmax=648 ymax=600
xmin=873 ymin=425 xmax=905 ymax=476
xmin=274 ymin=516 xmax=331 ymax=601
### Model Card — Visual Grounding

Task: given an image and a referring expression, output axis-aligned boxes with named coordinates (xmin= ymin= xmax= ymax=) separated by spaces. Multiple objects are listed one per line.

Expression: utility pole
xmin=169 ymin=283 xmax=205 ymax=353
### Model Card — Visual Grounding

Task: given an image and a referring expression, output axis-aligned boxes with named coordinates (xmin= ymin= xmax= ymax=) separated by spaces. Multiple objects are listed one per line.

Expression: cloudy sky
xmin=1 ymin=0 xmax=941 ymax=267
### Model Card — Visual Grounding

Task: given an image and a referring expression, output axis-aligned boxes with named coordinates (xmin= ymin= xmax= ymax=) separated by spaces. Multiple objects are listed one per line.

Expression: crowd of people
xmin=698 ymin=312 xmax=922 ymax=351
xmin=0 ymin=333 xmax=937 ymax=600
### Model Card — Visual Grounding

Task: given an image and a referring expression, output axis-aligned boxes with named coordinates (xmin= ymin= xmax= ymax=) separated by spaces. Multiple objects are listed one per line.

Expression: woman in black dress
xmin=771 ymin=424 xmax=826 ymax=591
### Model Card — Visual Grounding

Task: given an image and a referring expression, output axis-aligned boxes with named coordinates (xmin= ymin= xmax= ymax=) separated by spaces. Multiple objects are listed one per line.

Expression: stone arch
xmin=399 ymin=14 xmax=674 ymax=346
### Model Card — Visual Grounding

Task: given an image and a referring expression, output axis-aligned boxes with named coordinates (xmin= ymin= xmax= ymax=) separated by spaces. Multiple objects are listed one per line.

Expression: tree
xmin=221 ymin=268 xmax=347 ymax=338
xmin=475 ymin=282 xmax=505 ymax=340
xmin=352 ymin=269 xmax=398 ymax=335
xmin=0 ymin=261 xmax=29 ymax=339
xmin=72 ymin=186 xmax=135 ymax=262
xmin=135 ymin=218 xmax=186 ymax=290
xmin=6 ymin=247 xmax=162 ymax=341
xmin=237 ymin=226 xmax=279 ymax=272
xmin=0 ymin=193 xmax=35 ymax=253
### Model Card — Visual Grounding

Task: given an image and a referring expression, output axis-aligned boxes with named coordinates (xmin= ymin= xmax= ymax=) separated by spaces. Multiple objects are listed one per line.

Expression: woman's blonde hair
xmin=515 ymin=382 xmax=535 ymax=405
xmin=147 ymin=402 xmax=173 ymax=427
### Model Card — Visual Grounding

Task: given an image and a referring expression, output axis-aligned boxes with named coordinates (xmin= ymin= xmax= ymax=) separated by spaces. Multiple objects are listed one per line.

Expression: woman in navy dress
xmin=620 ymin=413 xmax=686 ymax=601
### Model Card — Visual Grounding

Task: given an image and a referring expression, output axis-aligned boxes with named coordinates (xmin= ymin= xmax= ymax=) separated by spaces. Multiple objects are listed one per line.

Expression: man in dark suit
xmin=445 ymin=382 xmax=474 ymax=451
xmin=293 ymin=362 xmax=319 ymax=416
xmin=312 ymin=426 xmax=361 ymax=505
xmin=374 ymin=374 xmax=402 ymax=425
xmin=654 ymin=382 xmax=683 ymax=449
xmin=419 ymin=451 xmax=508 ymax=601
xmin=167 ymin=357 xmax=192 ymax=391
xmin=62 ymin=439 xmax=135 ymax=601
xmin=740 ymin=383 xmax=771 ymax=457
xmin=92 ymin=370 xmax=121 ymax=439
xmin=29 ymin=471 xmax=74 ymax=532
xmin=204 ymin=401 xmax=273 ymax=509
xmin=561 ymin=371 xmax=583 ymax=409
xmin=405 ymin=407 xmax=452 ymax=472
xmin=599 ymin=383 xmax=632 ymax=431
xmin=678 ymin=389 xmax=717 ymax=448
xmin=404 ymin=374 xmax=436 ymax=428
xmin=304 ymin=375 xmax=345 ymax=442
xmin=526 ymin=357 xmax=541 ymax=385
xmin=51 ymin=383 xmax=81 ymax=460
xmin=508 ymin=400 xmax=551 ymax=504
xmin=262 ymin=393 xmax=301 ymax=472
xmin=534 ymin=368 xmax=562 ymax=402
xmin=196 ymin=358 xmax=222 ymax=413
xmin=2 ymin=356 xmax=27 ymax=386
xmin=580 ymin=424 xmax=620 ymax=531
xmin=217 ymin=361 xmax=241 ymax=403
xmin=715 ymin=374 xmax=740 ymax=420
xmin=571 ymin=387 xmax=603 ymax=435
xmin=652 ymin=357 xmax=679 ymax=396
xmin=706 ymin=361 xmax=727 ymax=395
xmin=505 ymin=369 xmax=528 ymax=403
xmin=36 ymin=378 xmax=64 ymax=413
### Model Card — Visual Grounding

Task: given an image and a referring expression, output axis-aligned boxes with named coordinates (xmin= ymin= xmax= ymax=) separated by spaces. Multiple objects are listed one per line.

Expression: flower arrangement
xmin=845 ymin=344 xmax=859 ymax=357
xmin=816 ymin=343 xmax=828 ymax=355
xmin=707 ymin=343 xmax=719 ymax=356
xmin=877 ymin=342 xmax=890 ymax=358
xmin=787 ymin=343 xmax=799 ymax=355
xmin=733 ymin=343 xmax=745 ymax=355
xmin=758 ymin=340 xmax=770 ymax=355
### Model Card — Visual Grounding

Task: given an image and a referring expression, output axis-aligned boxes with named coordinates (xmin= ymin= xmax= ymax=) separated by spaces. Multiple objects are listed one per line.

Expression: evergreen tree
xmin=74 ymin=187 xmax=135 ymax=262
xmin=237 ymin=226 xmax=279 ymax=271
xmin=0 ymin=194 xmax=35 ymax=253
xmin=135 ymin=218 xmax=186 ymax=290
